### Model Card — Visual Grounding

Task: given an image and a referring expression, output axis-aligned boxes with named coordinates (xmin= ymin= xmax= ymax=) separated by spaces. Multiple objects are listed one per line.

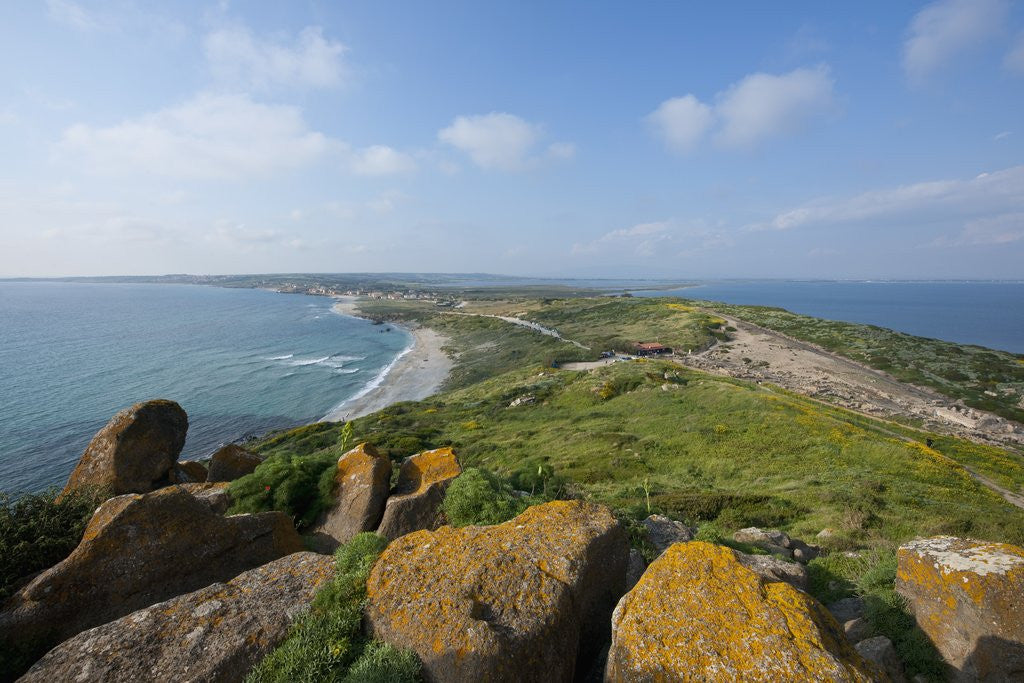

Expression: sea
xmin=0 ymin=282 xmax=411 ymax=493
xmin=635 ymin=281 xmax=1024 ymax=354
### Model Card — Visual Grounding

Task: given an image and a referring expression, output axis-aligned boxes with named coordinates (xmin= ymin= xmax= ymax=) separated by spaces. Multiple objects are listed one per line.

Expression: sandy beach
xmin=322 ymin=299 xmax=453 ymax=422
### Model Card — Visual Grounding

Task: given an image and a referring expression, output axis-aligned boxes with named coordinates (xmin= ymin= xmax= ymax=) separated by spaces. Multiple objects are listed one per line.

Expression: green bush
xmin=228 ymin=452 xmax=338 ymax=530
xmin=247 ymin=533 xmax=420 ymax=682
xmin=442 ymin=468 xmax=529 ymax=527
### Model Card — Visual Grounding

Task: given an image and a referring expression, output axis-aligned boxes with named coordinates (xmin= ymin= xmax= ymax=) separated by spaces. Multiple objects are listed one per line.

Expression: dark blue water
xmin=0 ymin=282 xmax=410 ymax=493
xmin=636 ymin=281 xmax=1024 ymax=354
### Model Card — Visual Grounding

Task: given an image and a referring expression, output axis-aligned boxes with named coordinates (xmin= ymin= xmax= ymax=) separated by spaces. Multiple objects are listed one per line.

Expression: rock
xmin=829 ymin=597 xmax=866 ymax=624
xmin=0 ymin=486 xmax=303 ymax=660
xmin=736 ymin=551 xmax=809 ymax=590
xmin=605 ymin=542 xmax=877 ymax=682
xmin=855 ymin=636 xmax=905 ymax=682
xmin=206 ymin=444 xmax=263 ymax=482
xmin=625 ymin=549 xmax=647 ymax=590
xmin=365 ymin=500 xmax=628 ymax=682
xmin=376 ymin=447 xmax=461 ymax=540
xmin=895 ymin=536 xmax=1024 ymax=681
xmin=844 ymin=617 xmax=873 ymax=643
xmin=641 ymin=514 xmax=694 ymax=555
xmin=21 ymin=552 xmax=334 ymax=683
xmin=733 ymin=527 xmax=793 ymax=558
xmin=311 ymin=443 xmax=392 ymax=553
xmin=508 ymin=394 xmax=536 ymax=408
xmin=174 ymin=460 xmax=209 ymax=483
xmin=817 ymin=527 xmax=836 ymax=540
xmin=177 ymin=482 xmax=231 ymax=514
xmin=59 ymin=399 xmax=188 ymax=499
xmin=793 ymin=542 xmax=821 ymax=563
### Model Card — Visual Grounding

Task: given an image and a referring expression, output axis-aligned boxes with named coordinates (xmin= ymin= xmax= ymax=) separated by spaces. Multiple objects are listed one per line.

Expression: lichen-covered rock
xmin=895 ymin=536 xmax=1024 ymax=681
xmin=641 ymin=514 xmax=693 ymax=555
xmin=366 ymin=500 xmax=628 ymax=682
xmin=736 ymin=550 xmax=809 ymax=590
xmin=21 ymin=552 xmax=333 ymax=683
xmin=311 ymin=443 xmax=392 ymax=553
xmin=177 ymin=482 xmax=231 ymax=514
xmin=206 ymin=444 xmax=263 ymax=482
xmin=376 ymin=447 xmax=461 ymax=540
xmin=605 ymin=542 xmax=877 ymax=682
xmin=855 ymin=636 xmax=905 ymax=682
xmin=0 ymin=486 xmax=302 ymax=660
xmin=733 ymin=526 xmax=793 ymax=558
xmin=171 ymin=460 xmax=209 ymax=483
xmin=59 ymin=399 xmax=188 ymax=499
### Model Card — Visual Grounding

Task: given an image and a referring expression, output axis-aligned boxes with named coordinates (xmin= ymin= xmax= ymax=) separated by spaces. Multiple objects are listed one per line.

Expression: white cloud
xmin=350 ymin=145 xmax=416 ymax=176
xmin=932 ymin=212 xmax=1024 ymax=246
xmin=759 ymin=166 xmax=1024 ymax=236
xmin=715 ymin=66 xmax=834 ymax=148
xmin=58 ymin=93 xmax=339 ymax=180
xmin=572 ymin=220 xmax=733 ymax=258
xmin=1006 ymin=31 xmax=1024 ymax=74
xmin=572 ymin=221 xmax=671 ymax=256
xmin=646 ymin=95 xmax=714 ymax=153
xmin=438 ymin=112 xmax=570 ymax=171
xmin=903 ymin=0 xmax=1009 ymax=80
xmin=994 ymin=131 xmax=1012 ymax=141
xmin=46 ymin=0 xmax=102 ymax=31
xmin=204 ymin=26 xmax=347 ymax=90
xmin=647 ymin=66 xmax=834 ymax=153
xmin=546 ymin=142 xmax=576 ymax=160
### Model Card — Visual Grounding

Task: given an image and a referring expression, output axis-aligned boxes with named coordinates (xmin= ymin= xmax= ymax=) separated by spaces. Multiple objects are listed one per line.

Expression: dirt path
xmin=675 ymin=313 xmax=1024 ymax=451
xmin=440 ymin=311 xmax=591 ymax=350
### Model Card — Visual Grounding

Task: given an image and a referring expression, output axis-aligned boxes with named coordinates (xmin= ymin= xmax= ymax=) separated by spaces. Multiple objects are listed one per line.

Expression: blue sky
xmin=1 ymin=1 xmax=1023 ymax=278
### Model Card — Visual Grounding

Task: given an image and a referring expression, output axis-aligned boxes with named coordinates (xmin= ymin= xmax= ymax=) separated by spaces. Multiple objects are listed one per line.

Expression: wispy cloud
xmin=903 ymin=0 xmax=1009 ymax=81
xmin=1006 ymin=31 xmax=1024 ymax=74
xmin=204 ymin=26 xmax=348 ymax=91
xmin=350 ymin=146 xmax=416 ymax=176
xmin=438 ymin=112 xmax=572 ymax=171
xmin=930 ymin=212 xmax=1024 ymax=247
xmin=647 ymin=66 xmax=835 ymax=153
xmin=45 ymin=0 xmax=103 ymax=32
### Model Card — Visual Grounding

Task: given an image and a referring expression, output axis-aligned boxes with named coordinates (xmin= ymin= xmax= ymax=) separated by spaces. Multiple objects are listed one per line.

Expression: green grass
xmin=700 ymin=299 xmax=1024 ymax=425
xmin=246 ymin=533 xmax=420 ymax=683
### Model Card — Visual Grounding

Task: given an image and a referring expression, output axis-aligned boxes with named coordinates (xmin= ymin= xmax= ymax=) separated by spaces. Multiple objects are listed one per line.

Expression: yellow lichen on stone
xmin=396 ymin=447 xmax=460 ymax=495
xmin=606 ymin=541 xmax=877 ymax=682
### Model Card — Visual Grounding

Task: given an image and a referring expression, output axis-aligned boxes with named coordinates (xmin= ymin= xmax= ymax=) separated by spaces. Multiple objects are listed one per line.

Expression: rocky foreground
xmin=3 ymin=399 xmax=1024 ymax=681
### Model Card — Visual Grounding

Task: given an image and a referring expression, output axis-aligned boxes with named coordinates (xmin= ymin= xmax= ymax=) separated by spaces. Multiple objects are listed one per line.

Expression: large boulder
xmin=641 ymin=514 xmax=694 ymax=555
xmin=311 ymin=442 xmax=392 ymax=553
xmin=605 ymin=542 xmax=878 ymax=682
xmin=895 ymin=536 xmax=1024 ymax=681
xmin=735 ymin=550 xmax=809 ymax=590
xmin=59 ymin=399 xmax=188 ymax=499
xmin=0 ymin=486 xmax=303 ymax=661
xmin=21 ymin=552 xmax=334 ymax=683
xmin=365 ymin=500 xmax=628 ymax=682
xmin=170 ymin=460 xmax=209 ymax=484
xmin=206 ymin=444 xmax=263 ymax=483
xmin=376 ymin=447 xmax=461 ymax=540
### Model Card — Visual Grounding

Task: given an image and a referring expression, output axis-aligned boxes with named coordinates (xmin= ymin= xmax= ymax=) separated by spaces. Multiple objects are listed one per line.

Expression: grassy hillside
xmin=247 ymin=358 xmax=1024 ymax=551
xmin=698 ymin=300 xmax=1024 ymax=424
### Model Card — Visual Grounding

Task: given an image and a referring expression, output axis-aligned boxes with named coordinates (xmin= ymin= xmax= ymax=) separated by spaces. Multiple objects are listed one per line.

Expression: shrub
xmin=247 ymin=533 xmax=420 ymax=683
xmin=443 ymin=468 xmax=529 ymax=527
xmin=228 ymin=452 xmax=338 ymax=530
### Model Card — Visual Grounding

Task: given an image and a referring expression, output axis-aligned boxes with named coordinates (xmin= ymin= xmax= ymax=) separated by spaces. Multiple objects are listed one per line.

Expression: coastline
xmin=321 ymin=298 xmax=453 ymax=422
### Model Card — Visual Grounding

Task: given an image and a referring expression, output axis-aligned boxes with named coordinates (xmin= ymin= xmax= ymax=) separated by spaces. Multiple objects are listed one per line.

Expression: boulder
xmin=855 ymin=636 xmax=905 ymax=682
xmin=206 ymin=444 xmax=263 ymax=483
xmin=172 ymin=460 xmax=209 ymax=483
xmin=0 ymin=486 xmax=303 ymax=661
xmin=365 ymin=500 xmax=628 ymax=682
xmin=641 ymin=514 xmax=694 ymax=555
xmin=735 ymin=550 xmax=809 ymax=590
xmin=59 ymin=399 xmax=188 ymax=499
xmin=311 ymin=443 xmax=392 ymax=553
xmin=625 ymin=549 xmax=647 ymax=591
xmin=829 ymin=597 xmax=866 ymax=624
xmin=605 ymin=542 xmax=877 ymax=682
xmin=844 ymin=617 xmax=873 ymax=643
xmin=895 ymin=536 xmax=1024 ymax=681
xmin=376 ymin=447 xmax=461 ymax=540
xmin=177 ymin=482 xmax=231 ymax=514
xmin=21 ymin=552 xmax=334 ymax=683
xmin=733 ymin=526 xmax=793 ymax=558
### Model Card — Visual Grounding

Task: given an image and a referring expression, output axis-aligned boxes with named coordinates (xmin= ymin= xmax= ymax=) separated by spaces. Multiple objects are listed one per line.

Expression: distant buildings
xmin=633 ymin=342 xmax=672 ymax=356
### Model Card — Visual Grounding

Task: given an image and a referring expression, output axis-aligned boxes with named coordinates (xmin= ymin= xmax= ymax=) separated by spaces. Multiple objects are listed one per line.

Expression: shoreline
xmin=321 ymin=298 xmax=453 ymax=422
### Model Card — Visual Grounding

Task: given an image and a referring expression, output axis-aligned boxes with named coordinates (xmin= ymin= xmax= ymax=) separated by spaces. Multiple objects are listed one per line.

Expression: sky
xmin=1 ymin=1 xmax=1023 ymax=279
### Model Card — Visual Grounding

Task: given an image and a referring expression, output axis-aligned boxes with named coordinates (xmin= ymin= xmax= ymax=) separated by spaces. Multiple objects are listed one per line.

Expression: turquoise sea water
xmin=637 ymin=281 xmax=1024 ymax=354
xmin=0 ymin=282 xmax=410 ymax=493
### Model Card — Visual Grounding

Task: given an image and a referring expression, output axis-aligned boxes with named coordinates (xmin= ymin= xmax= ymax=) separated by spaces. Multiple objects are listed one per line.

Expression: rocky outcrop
xmin=641 ymin=514 xmax=693 ymax=555
xmin=736 ymin=550 xmax=809 ymax=590
xmin=365 ymin=500 xmax=628 ymax=682
xmin=733 ymin=526 xmax=820 ymax=563
xmin=311 ymin=443 xmax=392 ymax=553
xmin=0 ymin=486 xmax=302 ymax=658
xmin=206 ymin=444 xmax=263 ymax=483
xmin=21 ymin=552 xmax=333 ymax=683
xmin=605 ymin=541 xmax=877 ymax=682
xmin=59 ymin=399 xmax=188 ymax=499
xmin=177 ymin=482 xmax=231 ymax=514
xmin=855 ymin=636 xmax=905 ymax=682
xmin=376 ymin=447 xmax=461 ymax=540
xmin=895 ymin=536 xmax=1024 ymax=681
xmin=171 ymin=460 xmax=209 ymax=483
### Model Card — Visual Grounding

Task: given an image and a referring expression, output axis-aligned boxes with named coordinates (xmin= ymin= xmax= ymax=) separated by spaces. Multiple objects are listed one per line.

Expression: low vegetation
xmin=247 ymin=533 xmax=420 ymax=682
